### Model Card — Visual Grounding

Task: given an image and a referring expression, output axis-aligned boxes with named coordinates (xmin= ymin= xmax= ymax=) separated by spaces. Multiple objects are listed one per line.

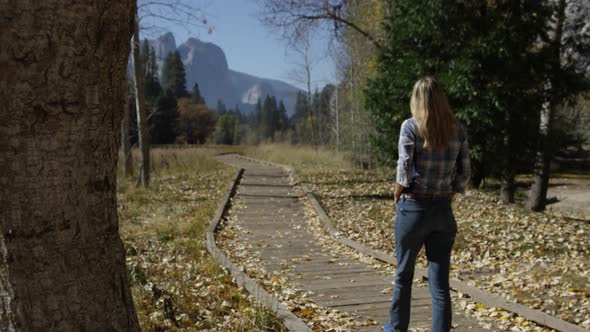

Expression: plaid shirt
xmin=396 ymin=118 xmax=471 ymax=194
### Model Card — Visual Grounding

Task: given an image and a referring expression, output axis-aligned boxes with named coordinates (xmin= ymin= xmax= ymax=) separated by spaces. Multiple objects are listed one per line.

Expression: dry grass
xmin=117 ymin=147 xmax=285 ymax=331
xmin=242 ymin=143 xmax=351 ymax=171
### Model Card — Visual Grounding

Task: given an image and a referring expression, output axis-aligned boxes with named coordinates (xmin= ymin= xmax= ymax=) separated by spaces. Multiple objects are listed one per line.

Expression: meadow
xmin=117 ymin=146 xmax=285 ymax=331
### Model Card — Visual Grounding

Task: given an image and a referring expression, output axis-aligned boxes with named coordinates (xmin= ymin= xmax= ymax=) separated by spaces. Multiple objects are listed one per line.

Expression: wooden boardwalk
xmin=216 ymin=154 xmax=487 ymax=331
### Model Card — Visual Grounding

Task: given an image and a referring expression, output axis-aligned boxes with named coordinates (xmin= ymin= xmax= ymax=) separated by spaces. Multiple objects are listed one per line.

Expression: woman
xmin=384 ymin=77 xmax=471 ymax=332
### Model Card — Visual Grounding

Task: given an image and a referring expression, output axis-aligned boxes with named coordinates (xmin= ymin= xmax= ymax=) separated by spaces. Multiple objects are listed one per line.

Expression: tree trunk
xmin=349 ymin=64 xmax=357 ymax=167
xmin=122 ymin=91 xmax=134 ymax=177
xmin=0 ymin=1 xmax=140 ymax=330
xmin=132 ymin=13 xmax=150 ymax=186
xmin=470 ymin=158 xmax=484 ymax=188
xmin=501 ymin=172 xmax=516 ymax=204
xmin=501 ymin=113 xmax=515 ymax=204
xmin=528 ymin=97 xmax=554 ymax=211
xmin=306 ymin=63 xmax=318 ymax=155
xmin=335 ymin=85 xmax=340 ymax=152
xmin=527 ymin=0 xmax=566 ymax=211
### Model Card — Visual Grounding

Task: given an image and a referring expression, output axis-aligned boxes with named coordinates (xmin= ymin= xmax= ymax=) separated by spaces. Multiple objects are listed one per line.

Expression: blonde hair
xmin=410 ymin=77 xmax=456 ymax=149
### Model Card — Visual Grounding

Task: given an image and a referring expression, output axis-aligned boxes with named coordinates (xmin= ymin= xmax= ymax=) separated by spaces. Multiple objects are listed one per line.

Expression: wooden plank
xmin=316 ymin=296 xmax=392 ymax=307
xmin=311 ymin=286 xmax=430 ymax=301
xmin=205 ymin=166 xmax=312 ymax=332
xmin=266 ymin=264 xmax=374 ymax=275
xmin=303 ymin=280 xmax=392 ymax=291
xmin=279 ymin=259 xmax=367 ymax=269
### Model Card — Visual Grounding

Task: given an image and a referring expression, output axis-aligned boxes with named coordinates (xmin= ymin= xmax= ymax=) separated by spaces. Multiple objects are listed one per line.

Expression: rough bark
xmin=501 ymin=172 xmax=516 ymax=204
xmin=527 ymin=101 xmax=552 ymax=211
xmin=122 ymin=92 xmax=134 ymax=177
xmin=132 ymin=13 xmax=150 ymax=186
xmin=527 ymin=0 xmax=566 ymax=211
xmin=0 ymin=1 xmax=140 ymax=330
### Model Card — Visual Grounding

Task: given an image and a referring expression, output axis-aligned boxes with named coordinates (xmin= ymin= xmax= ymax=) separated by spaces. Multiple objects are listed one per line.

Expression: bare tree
xmin=287 ymin=37 xmax=319 ymax=151
xmin=258 ymin=0 xmax=383 ymax=49
xmin=131 ymin=14 xmax=151 ymax=186
xmin=330 ymin=84 xmax=341 ymax=151
xmin=138 ymin=0 xmax=211 ymax=37
xmin=122 ymin=88 xmax=134 ymax=177
xmin=0 ymin=0 xmax=140 ymax=329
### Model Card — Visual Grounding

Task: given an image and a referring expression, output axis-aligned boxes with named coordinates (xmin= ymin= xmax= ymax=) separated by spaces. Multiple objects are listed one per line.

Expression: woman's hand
xmin=394 ymin=182 xmax=405 ymax=204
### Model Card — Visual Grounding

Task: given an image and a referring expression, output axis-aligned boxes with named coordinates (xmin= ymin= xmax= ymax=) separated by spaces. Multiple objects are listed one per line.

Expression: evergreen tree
xmin=141 ymin=40 xmax=161 ymax=101
xmin=216 ymin=99 xmax=227 ymax=115
xmin=191 ymin=82 xmax=205 ymax=105
xmin=255 ymin=98 xmax=262 ymax=129
xmin=233 ymin=106 xmax=241 ymax=144
xmin=292 ymin=91 xmax=311 ymax=144
xmin=277 ymin=100 xmax=288 ymax=132
xmin=144 ymin=54 xmax=161 ymax=101
xmin=152 ymin=89 xmax=178 ymax=144
xmin=212 ymin=113 xmax=238 ymax=145
xmin=261 ymin=95 xmax=273 ymax=139
xmin=161 ymin=51 xmax=188 ymax=99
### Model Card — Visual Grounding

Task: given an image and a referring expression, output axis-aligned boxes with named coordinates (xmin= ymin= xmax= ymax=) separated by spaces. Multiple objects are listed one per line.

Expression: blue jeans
xmin=385 ymin=196 xmax=457 ymax=332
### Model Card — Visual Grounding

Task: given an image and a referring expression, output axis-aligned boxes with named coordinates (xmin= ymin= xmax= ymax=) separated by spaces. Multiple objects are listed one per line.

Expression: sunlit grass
xmin=242 ymin=143 xmax=350 ymax=171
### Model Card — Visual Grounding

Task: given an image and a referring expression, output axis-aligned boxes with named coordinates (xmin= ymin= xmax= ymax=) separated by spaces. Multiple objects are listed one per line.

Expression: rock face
xmin=153 ymin=32 xmax=176 ymax=62
xmin=151 ymin=32 xmax=176 ymax=77
xmin=177 ymin=38 xmax=238 ymax=109
xmin=149 ymin=33 xmax=301 ymax=115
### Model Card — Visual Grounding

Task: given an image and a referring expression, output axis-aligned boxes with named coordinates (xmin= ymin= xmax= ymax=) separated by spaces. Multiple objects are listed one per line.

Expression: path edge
xmin=205 ymin=167 xmax=312 ymax=332
xmin=235 ymin=154 xmax=588 ymax=332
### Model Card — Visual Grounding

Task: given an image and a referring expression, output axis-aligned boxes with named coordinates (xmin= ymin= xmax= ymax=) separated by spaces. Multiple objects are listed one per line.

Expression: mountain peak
xmin=153 ymin=33 xmax=301 ymax=115
xmin=153 ymin=32 xmax=176 ymax=61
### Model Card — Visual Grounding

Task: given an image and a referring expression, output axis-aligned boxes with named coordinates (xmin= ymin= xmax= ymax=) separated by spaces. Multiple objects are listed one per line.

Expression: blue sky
xmin=143 ymin=0 xmax=336 ymax=91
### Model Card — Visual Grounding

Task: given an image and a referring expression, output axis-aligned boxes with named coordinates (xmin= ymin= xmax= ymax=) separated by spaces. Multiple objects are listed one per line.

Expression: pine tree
xmin=255 ymin=97 xmax=262 ymax=128
xmin=191 ymin=82 xmax=205 ymax=105
xmin=262 ymin=95 xmax=271 ymax=139
xmin=152 ymin=89 xmax=179 ymax=144
xmin=144 ymin=48 xmax=161 ymax=101
xmin=270 ymin=95 xmax=279 ymax=135
xmin=292 ymin=91 xmax=310 ymax=144
xmin=216 ymin=99 xmax=227 ymax=114
xmin=161 ymin=51 xmax=188 ymax=99
xmin=277 ymin=100 xmax=288 ymax=132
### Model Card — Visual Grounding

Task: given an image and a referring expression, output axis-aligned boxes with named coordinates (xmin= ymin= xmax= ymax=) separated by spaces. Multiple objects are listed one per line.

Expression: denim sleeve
xmin=396 ymin=120 xmax=415 ymax=188
xmin=452 ymin=130 xmax=471 ymax=193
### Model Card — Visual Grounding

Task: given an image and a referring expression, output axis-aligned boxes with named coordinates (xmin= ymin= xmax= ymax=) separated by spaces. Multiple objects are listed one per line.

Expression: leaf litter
xmin=300 ymin=167 xmax=589 ymax=331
